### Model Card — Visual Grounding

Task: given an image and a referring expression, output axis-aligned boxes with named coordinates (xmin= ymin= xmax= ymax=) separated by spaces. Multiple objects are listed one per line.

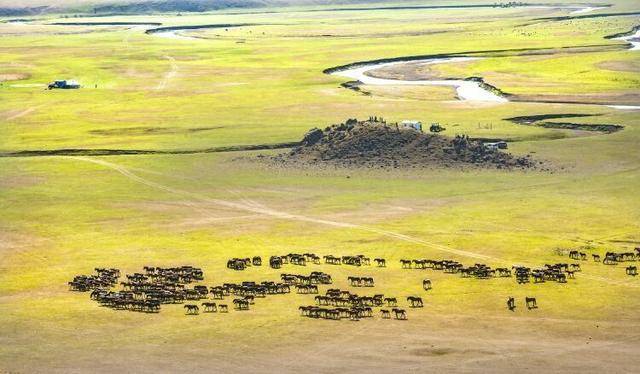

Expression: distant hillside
xmin=0 ymin=0 xmax=406 ymax=16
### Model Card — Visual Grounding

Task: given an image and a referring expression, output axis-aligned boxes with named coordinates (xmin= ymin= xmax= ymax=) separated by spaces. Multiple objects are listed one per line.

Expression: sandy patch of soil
xmin=0 ymin=73 xmax=29 ymax=81
xmin=0 ymin=175 xmax=44 ymax=188
xmin=596 ymin=60 xmax=640 ymax=73
xmin=88 ymin=126 xmax=225 ymax=137
xmin=511 ymin=92 xmax=640 ymax=106
xmin=365 ymin=61 xmax=446 ymax=80
xmin=3 ymin=106 xmax=40 ymax=121
xmin=3 ymin=312 xmax=638 ymax=374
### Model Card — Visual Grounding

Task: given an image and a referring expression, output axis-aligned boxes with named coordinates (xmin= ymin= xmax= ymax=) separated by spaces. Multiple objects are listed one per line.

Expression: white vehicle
xmin=400 ymin=120 xmax=422 ymax=132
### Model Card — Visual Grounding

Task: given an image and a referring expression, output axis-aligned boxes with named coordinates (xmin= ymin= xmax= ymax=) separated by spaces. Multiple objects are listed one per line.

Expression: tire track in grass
xmin=67 ymin=156 xmax=496 ymax=263
xmin=155 ymin=55 xmax=177 ymax=90
xmin=4 ymin=105 xmax=42 ymax=121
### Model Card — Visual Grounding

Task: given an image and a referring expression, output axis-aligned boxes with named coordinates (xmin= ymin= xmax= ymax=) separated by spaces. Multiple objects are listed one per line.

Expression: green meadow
xmin=1 ymin=1 xmax=639 ymax=372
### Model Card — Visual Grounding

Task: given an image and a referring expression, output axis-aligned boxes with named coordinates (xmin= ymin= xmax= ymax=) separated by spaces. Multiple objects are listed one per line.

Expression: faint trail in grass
xmin=4 ymin=105 xmax=41 ymax=121
xmin=67 ymin=156 xmax=495 ymax=261
xmin=62 ymin=156 xmax=639 ymax=288
xmin=123 ymin=25 xmax=144 ymax=48
xmin=155 ymin=55 xmax=177 ymax=90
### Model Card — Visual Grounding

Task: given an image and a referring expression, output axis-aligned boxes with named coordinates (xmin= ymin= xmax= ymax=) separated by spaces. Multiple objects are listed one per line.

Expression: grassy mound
xmin=274 ymin=118 xmax=538 ymax=169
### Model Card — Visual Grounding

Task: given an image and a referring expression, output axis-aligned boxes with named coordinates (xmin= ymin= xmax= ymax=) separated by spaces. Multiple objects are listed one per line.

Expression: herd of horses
xmin=227 ymin=254 xmax=384 ymax=270
xmin=300 ymin=288 xmax=418 ymax=320
xmin=70 ymin=266 xmax=297 ymax=314
xmin=577 ymin=249 xmax=640 ymax=276
xmin=69 ymin=246 xmax=638 ymax=317
xmin=68 ymin=262 xmax=422 ymax=319
xmin=399 ymin=257 xmax=580 ymax=285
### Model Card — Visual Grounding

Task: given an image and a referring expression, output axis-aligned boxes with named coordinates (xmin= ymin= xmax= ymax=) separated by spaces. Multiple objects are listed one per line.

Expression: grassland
xmin=1 ymin=1 xmax=639 ymax=372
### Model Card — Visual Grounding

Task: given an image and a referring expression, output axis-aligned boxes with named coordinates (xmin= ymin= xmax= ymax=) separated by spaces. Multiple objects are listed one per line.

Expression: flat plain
xmin=1 ymin=1 xmax=639 ymax=372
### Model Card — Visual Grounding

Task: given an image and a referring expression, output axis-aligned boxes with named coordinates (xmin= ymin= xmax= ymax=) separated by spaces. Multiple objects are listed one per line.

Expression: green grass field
xmin=1 ymin=1 xmax=639 ymax=372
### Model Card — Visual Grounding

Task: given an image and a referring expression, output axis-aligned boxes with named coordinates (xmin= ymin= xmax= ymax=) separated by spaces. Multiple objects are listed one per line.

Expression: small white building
xmin=484 ymin=141 xmax=508 ymax=150
xmin=401 ymin=120 xmax=422 ymax=132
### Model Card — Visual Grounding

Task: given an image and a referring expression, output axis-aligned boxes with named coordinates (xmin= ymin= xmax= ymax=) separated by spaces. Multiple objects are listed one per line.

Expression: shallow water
xmin=569 ymin=6 xmax=608 ymax=15
xmin=606 ymin=105 xmax=640 ymax=110
xmin=615 ymin=29 xmax=640 ymax=51
xmin=331 ymin=57 xmax=508 ymax=103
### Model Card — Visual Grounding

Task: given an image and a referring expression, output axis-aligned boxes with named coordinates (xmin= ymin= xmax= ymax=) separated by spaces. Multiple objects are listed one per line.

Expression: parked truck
xmin=48 ymin=80 xmax=80 ymax=89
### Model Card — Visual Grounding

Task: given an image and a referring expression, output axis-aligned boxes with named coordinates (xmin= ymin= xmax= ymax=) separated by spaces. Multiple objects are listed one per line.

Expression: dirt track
xmin=4 ymin=105 xmax=40 ymax=121
xmin=155 ymin=55 xmax=177 ymax=90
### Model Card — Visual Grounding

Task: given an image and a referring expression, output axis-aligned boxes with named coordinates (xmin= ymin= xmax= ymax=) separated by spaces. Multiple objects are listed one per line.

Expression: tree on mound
xmin=276 ymin=118 xmax=537 ymax=169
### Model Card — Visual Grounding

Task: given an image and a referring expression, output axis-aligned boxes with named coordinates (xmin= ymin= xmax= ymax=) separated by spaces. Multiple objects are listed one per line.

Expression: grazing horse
xmin=269 ymin=256 xmax=283 ymax=269
xmin=184 ymin=304 xmax=199 ymax=315
xmin=407 ymin=296 xmax=423 ymax=308
xmin=525 ymin=297 xmax=537 ymax=309
xmin=566 ymin=270 xmax=575 ymax=279
xmin=569 ymin=263 xmax=581 ymax=272
xmin=592 ymin=254 xmax=601 ymax=262
xmin=210 ymin=288 xmax=225 ymax=300
xmin=348 ymin=276 xmax=362 ymax=287
xmin=380 ymin=309 xmax=391 ymax=319
xmin=392 ymin=308 xmax=407 ymax=320
xmin=218 ymin=304 xmax=229 ymax=313
xmin=603 ymin=253 xmax=618 ymax=265
xmin=422 ymin=279 xmax=432 ymax=291
xmin=384 ymin=297 xmax=397 ymax=306
xmin=507 ymin=297 xmax=515 ymax=311
xmin=202 ymin=302 xmax=217 ymax=313
xmin=362 ymin=277 xmax=374 ymax=287
xmin=346 ymin=309 xmax=359 ymax=321
xmin=374 ymin=258 xmax=386 ymax=267
xmin=233 ymin=298 xmax=250 ymax=310
xmin=400 ymin=259 xmax=412 ymax=269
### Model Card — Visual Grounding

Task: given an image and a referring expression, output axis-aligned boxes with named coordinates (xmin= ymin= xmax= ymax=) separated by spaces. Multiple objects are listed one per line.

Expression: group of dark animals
xmin=70 ymin=246 xmax=638 ymax=317
xmin=270 ymin=253 xmax=384 ymax=268
xmin=226 ymin=257 xmax=261 ymax=271
xmin=580 ymin=248 xmax=640 ymax=276
xmin=301 ymin=288 xmax=416 ymax=320
xmin=70 ymin=262 xmax=424 ymax=320
xmin=229 ymin=254 xmax=330 ymax=270
xmin=400 ymin=257 xmax=586 ymax=284
xmin=70 ymin=266 xmax=296 ymax=315
xmin=70 ymin=266 xmax=205 ymax=313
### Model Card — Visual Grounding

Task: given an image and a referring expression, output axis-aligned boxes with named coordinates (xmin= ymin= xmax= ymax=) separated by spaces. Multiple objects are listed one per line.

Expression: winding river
xmin=615 ymin=28 xmax=640 ymax=50
xmin=329 ymin=26 xmax=640 ymax=109
xmin=332 ymin=57 xmax=507 ymax=102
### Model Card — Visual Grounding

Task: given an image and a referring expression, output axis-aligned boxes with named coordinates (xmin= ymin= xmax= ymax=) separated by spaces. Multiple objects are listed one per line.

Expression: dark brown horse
xmin=407 ymin=296 xmax=423 ymax=308
xmin=525 ymin=297 xmax=537 ymax=309
xmin=507 ymin=297 xmax=515 ymax=311
xmin=184 ymin=304 xmax=199 ymax=315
